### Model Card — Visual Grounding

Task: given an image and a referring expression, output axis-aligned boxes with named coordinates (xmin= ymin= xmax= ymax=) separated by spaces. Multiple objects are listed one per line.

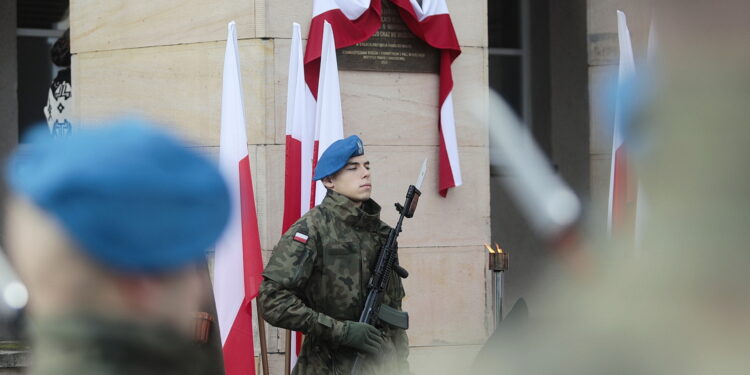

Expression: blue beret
xmin=5 ymin=120 xmax=231 ymax=273
xmin=313 ymin=135 xmax=365 ymax=181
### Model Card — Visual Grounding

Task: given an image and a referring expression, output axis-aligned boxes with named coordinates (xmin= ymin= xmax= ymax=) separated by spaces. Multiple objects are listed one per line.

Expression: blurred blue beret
xmin=5 ymin=120 xmax=231 ymax=273
xmin=313 ymin=135 xmax=364 ymax=181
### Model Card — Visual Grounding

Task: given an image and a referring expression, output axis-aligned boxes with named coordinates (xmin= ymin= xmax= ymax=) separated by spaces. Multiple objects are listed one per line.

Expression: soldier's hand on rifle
xmin=339 ymin=321 xmax=384 ymax=355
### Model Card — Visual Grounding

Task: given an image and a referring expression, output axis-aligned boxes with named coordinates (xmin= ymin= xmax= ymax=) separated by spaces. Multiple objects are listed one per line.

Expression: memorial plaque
xmin=337 ymin=0 xmax=439 ymax=74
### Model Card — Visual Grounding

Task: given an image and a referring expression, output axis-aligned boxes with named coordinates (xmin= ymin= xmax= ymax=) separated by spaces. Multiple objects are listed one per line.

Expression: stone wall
xmin=0 ymin=0 xmax=18 ymax=161
xmin=0 ymin=0 xmax=18 ymax=246
xmin=69 ymin=0 xmax=490 ymax=373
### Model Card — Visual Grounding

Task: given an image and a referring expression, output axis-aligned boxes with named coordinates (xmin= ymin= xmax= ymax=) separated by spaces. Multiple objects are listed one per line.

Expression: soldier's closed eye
xmin=346 ymin=163 xmax=369 ymax=170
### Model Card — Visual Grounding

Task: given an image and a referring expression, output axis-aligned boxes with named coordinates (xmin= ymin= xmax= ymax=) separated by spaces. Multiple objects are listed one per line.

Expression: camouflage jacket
xmin=260 ymin=190 xmax=410 ymax=375
xmin=29 ymin=315 xmax=217 ymax=375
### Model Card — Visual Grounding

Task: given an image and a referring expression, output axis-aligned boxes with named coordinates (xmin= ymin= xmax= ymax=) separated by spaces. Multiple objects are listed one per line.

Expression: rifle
xmin=350 ymin=159 xmax=427 ymax=375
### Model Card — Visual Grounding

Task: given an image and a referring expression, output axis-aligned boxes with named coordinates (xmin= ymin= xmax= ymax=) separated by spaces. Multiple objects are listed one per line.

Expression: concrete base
xmin=0 ymin=350 xmax=28 ymax=373
xmin=410 ymin=345 xmax=482 ymax=374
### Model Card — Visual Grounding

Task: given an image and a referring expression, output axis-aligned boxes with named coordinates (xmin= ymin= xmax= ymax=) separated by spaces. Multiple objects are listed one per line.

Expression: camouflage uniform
xmin=30 ymin=315 xmax=216 ymax=375
xmin=260 ymin=190 xmax=410 ymax=375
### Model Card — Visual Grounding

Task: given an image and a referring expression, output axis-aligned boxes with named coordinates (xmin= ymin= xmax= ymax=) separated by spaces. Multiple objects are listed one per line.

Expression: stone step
xmin=0 ymin=342 xmax=29 ymax=372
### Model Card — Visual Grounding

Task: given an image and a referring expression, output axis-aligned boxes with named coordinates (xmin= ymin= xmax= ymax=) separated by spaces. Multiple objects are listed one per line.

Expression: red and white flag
xmin=283 ymin=23 xmax=316 ymax=232
xmin=214 ymin=21 xmax=264 ymax=375
xmin=304 ymin=0 xmax=382 ymax=98
xmin=313 ymin=21 xmax=345 ymax=205
xmin=304 ymin=0 xmax=462 ymax=196
xmin=608 ymin=11 xmax=637 ymax=234
xmin=281 ymin=22 xmax=317 ymax=368
xmin=390 ymin=0 xmax=462 ymax=196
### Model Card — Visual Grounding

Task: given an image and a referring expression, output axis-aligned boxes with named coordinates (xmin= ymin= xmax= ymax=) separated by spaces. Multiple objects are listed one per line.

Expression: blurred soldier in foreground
xmin=472 ymin=1 xmax=750 ymax=374
xmin=3 ymin=121 xmax=231 ymax=375
xmin=259 ymin=135 xmax=410 ymax=374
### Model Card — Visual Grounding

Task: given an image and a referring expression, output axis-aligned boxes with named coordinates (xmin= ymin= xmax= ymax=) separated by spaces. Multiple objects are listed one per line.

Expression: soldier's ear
xmin=322 ymin=176 xmax=334 ymax=189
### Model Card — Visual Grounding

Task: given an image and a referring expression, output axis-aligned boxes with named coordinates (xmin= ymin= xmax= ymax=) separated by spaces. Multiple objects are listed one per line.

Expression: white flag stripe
xmin=285 ymin=23 xmax=303 ymax=138
xmin=607 ymin=10 xmax=637 ymax=233
xmin=287 ymin=23 xmax=317 ymax=216
xmin=408 ymin=0 xmax=449 ymax=21
xmin=314 ymin=21 xmax=345 ymax=205
xmin=440 ymin=93 xmax=462 ymax=186
xmin=313 ymin=0 xmax=370 ymax=18
xmin=613 ymin=11 xmax=636 ymax=150
xmin=291 ymin=331 xmax=300 ymax=366
xmin=213 ymin=21 xmax=249 ymax=346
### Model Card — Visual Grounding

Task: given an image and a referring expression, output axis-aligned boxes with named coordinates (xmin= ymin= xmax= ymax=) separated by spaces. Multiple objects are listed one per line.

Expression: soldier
xmin=2 ymin=121 xmax=231 ymax=375
xmin=260 ymin=135 xmax=410 ymax=374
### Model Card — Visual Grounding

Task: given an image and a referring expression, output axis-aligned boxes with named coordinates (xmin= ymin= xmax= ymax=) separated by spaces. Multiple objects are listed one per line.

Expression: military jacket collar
xmin=321 ymin=190 xmax=383 ymax=231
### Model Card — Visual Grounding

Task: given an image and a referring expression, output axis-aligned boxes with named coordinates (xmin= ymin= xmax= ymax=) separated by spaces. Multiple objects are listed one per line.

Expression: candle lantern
xmin=486 ymin=244 xmax=508 ymax=327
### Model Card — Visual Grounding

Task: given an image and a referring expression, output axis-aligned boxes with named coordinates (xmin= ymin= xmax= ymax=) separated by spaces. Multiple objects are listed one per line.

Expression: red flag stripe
xmin=221 ymin=157 xmax=264 ymax=375
xmin=222 ymin=298 xmax=255 ymax=375
xmin=282 ymin=136 xmax=303 ymax=233
xmin=239 ymin=156 xmax=264 ymax=300
xmin=311 ymin=139 xmax=320 ymax=209
xmin=611 ymin=146 xmax=634 ymax=230
xmin=608 ymin=11 xmax=637 ymax=234
xmin=304 ymin=3 xmax=383 ymax=98
xmin=216 ymin=21 xmax=262 ymax=375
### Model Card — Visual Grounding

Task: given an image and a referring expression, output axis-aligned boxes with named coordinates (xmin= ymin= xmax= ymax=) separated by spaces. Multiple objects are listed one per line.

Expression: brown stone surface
xmin=588 ymin=65 xmax=617 ymax=155
xmin=262 ymin=0 xmax=487 ymax=48
xmin=589 ymin=153 xmax=612 ymax=228
xmin=70 ymin=0 xmax=255 ymax=53
xmin=586 ymin=0 xmax=655 ymax=66
xmin=409 ymin=344 xmax=483 ymax=374
xmin=399 ymin=246 xmax=488 ymax=346
xmin=263 ymin=144 xmax=490 ymax=250
xmin=273 ymin=41 xmax=487 ymax=148
xmin=75 ymin=40 xmax=274 ymax=146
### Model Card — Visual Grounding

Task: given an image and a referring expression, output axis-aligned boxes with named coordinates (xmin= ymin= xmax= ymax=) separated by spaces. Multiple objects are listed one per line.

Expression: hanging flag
xmin=608 ymin=11 xmax=637 ymax=235
xmin=304 ymin=0 xmax=382 ymax=98
xmin=646 ymin=17 xmax=657 ymax=66
xmin=281 ymin=22 xmax=316 ymax=368
xmin=390 ymin=0 xmax=463 ymax=196
xmin=313 ymin=21 xmax=345 ymax=205
xmin=303 ymin=0 xmax=463 ymax=197
xmin=213 ymin=21 xmax=264 ymax=375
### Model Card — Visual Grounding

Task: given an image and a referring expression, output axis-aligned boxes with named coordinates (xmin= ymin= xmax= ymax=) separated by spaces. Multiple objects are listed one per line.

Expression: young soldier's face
xmin=323 ymin=155 xmax=371 ymax=205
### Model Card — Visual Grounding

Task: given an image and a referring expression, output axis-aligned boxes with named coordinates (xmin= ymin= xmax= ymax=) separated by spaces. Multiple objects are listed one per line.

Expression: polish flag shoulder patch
xmin=293 ymin=232 xmax=309 ymax=244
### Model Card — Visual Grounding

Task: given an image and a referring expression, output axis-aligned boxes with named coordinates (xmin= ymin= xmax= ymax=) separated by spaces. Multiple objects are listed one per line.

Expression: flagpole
xmin=284 ymin=330 xmax=292 ymax=375
xmin=255 ymin=301 xmax=270 ymax=375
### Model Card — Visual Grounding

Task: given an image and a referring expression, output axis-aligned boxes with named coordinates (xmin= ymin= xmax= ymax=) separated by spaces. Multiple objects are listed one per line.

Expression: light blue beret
xmin=313 ymin=135 xmax=365 ymax=181
xmin=5 ymin=120 xmax=231 ymax=273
